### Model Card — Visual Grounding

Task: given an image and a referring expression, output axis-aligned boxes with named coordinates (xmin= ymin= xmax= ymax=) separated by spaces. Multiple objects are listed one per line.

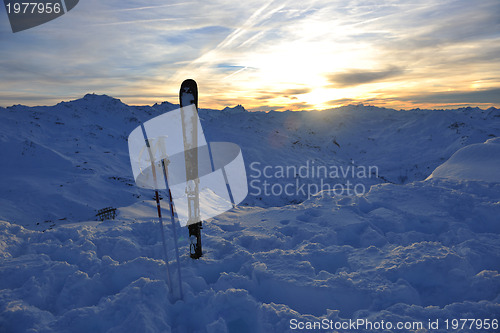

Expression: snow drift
xmin=428 ymin=137 xmax=500 ymax=183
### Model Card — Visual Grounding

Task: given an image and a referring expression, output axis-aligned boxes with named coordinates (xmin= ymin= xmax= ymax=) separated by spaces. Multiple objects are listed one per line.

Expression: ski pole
xmin=141 ymin=125 xmax=173 ymax=296
xmin=161 ymin=159 xmax=184 ymax=300
xmin=154 ymin=189 xmax=173 ymax=297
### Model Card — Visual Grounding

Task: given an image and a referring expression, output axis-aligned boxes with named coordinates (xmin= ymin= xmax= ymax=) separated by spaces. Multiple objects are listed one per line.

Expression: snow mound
xmin=428 ymin=138 xmax=500 ymax=182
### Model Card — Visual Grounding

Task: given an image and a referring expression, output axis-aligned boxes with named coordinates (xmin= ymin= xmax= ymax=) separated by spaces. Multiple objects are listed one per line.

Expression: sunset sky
xmin=1 ymin=0 xmax=499 ymax=110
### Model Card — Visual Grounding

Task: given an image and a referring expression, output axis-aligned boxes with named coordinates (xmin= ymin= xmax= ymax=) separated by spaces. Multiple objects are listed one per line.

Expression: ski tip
xmin=180 ymin=79 xmax=198 ymax=96
xmin=179 ymin=79 xmax=198 ymax=108
xmin=181 ymin=79 xmax=197 ymax=87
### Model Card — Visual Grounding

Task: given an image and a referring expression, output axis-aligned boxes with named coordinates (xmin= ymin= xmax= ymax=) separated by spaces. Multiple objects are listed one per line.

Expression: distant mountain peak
xmin=81 ymin=93 xmax=123 ymax=103
xmin=222 ymin=104 xmax=247 ymax=113
xmin=55 ymin=94 xmax=127 ymax=111
xmin=152 ymin=101 xmax=178 ymax=111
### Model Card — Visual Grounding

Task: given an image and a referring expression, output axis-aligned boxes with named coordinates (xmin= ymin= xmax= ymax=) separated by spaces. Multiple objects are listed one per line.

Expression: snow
xmin=428 ymin=137 xmax=500 ymax=183
xmin=1 ymin=96 xmax=500 ymax=332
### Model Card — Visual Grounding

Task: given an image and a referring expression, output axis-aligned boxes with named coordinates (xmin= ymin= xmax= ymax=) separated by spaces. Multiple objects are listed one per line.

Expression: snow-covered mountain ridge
xmin=1 ymin=94 xmax=498 ymax=225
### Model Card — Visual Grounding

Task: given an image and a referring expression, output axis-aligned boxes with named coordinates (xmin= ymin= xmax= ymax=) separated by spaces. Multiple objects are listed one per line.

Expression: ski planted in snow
xmin=179 ymin=79 xmax=203 ymax=259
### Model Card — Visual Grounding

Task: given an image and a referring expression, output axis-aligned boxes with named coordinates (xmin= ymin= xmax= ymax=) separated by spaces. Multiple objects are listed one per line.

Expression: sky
xmin=0 ymin=0 xmax=499 ymax=110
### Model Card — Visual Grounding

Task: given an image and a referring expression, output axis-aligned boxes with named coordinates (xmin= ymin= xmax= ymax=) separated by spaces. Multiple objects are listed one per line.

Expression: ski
xmin=179 ymin=79 xmax=203 ymax=259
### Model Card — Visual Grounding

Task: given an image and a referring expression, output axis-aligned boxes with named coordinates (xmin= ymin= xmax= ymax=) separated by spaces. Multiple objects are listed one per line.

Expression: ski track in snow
xmin=1 ymin=95 xmax=500 ymax=332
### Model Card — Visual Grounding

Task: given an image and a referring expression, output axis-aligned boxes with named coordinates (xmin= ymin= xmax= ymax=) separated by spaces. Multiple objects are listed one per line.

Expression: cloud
xmin=248 ymin=88 xmax=311 ymax=105
xmin=288 ymin=102 xmax=314 ymax=110
xmin=247 ymin=102 xmax=314 ymax=112
xmin=403 ymin=88 xmax=500 ymax=104
xmin=326 ymin=98 xmax=358 ymax=105
xmin=254 ymin=94 xmax=275 ymax=101
xmin=397 ymin=1 xmax=500 ymax=49
xmin=247 ymin=105 xmax=287 ymax=112
xmin=327 ymin=66 xmax=405 ymax=88
xmin=324 ymin=88 xmax=500 ymax=110
xmin=282 ymin=88 xmax=311 ymax=96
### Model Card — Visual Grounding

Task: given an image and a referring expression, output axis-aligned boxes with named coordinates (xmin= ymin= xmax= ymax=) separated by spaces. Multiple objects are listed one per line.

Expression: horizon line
xmin=1 ymin=92 xmax=499 ymax=112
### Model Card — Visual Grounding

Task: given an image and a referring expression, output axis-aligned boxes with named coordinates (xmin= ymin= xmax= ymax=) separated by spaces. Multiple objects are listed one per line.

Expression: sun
xmin=220 ymin=36 xmax=376 ymax=110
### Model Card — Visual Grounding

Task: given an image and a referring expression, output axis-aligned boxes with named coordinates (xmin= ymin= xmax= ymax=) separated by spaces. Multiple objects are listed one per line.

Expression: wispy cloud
xmin=108 ymin=2 xmax=196 ymax=13
xmin=327 ymin=88 xmax=500 ymax=109
xmin=91 ymin=18 xmax=179 ymax=27
xmin=282 ymin=88 xmax=311 ymax=96
xmin=223 ymin=67 xmax=248 ymax=80
xmin=403 ymin=88 xmax=500 ymax=105
xmin=327 ymin=67 xmax=405 ymax=88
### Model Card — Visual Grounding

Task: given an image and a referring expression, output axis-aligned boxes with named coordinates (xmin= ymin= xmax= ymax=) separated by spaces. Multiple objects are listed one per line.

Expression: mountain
xmin=0 ymin=95 xmax=499 ymax=332
xmin=1 ymin=95 xmax=498 ymax=225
